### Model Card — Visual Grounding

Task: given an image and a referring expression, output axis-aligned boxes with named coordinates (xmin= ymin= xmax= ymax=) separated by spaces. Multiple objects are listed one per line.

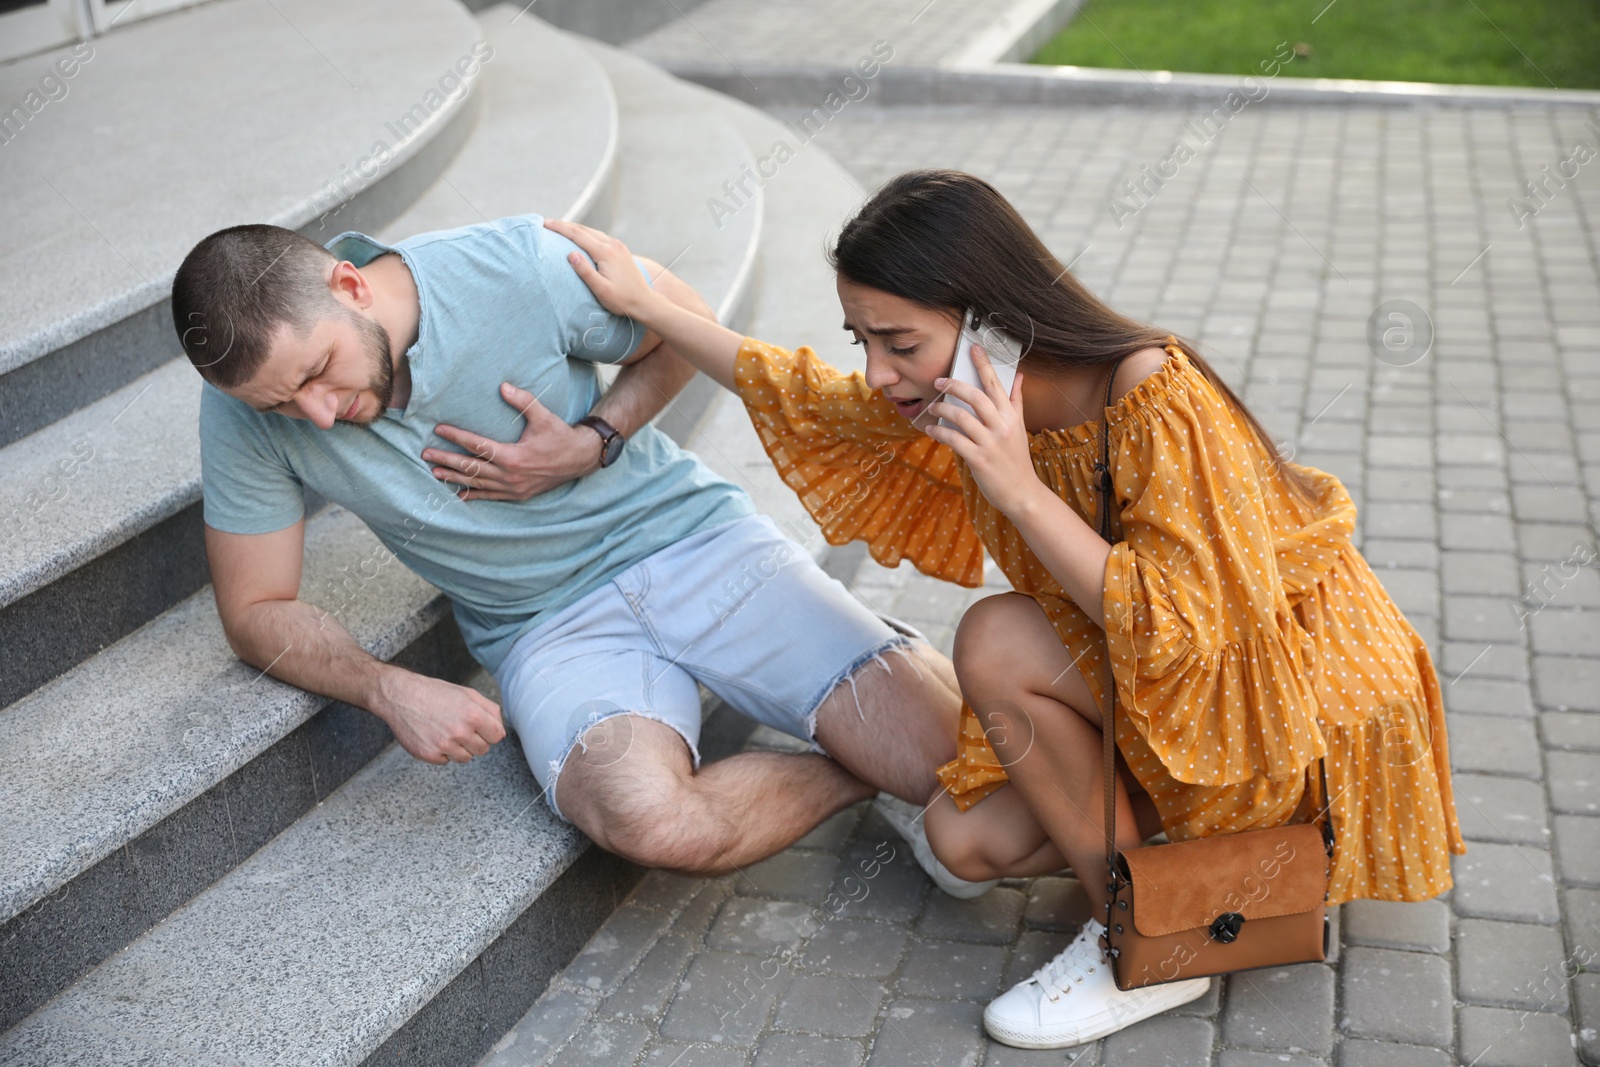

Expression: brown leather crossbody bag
xmin=1090 ymin=352 xmax=1335 ymax=991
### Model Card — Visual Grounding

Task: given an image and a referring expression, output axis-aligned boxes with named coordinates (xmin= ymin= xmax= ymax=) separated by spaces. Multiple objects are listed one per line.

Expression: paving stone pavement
xmin=487 ymin=14 xmax=1600 ymax=1067
xmin=627 ymin=0 xmax=1015 ymax=70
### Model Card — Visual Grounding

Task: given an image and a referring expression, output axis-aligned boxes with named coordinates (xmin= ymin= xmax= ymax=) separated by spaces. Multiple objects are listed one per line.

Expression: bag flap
xmin=1120 ymin=823 xmax=1327 ymax=938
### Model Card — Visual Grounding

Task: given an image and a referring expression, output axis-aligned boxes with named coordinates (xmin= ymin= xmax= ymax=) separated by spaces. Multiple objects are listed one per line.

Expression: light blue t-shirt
xmin=198 ymin=214 xmax=754 ymax=674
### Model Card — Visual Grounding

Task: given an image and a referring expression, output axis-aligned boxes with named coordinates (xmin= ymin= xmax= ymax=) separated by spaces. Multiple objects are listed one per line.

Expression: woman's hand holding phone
xmin=924 ymin=345 xmax=1048 ymax=520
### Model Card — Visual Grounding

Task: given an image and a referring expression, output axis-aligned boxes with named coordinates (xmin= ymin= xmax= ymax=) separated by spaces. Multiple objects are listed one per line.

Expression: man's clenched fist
xmin=374 ymin=669 xmax=506 ymax=764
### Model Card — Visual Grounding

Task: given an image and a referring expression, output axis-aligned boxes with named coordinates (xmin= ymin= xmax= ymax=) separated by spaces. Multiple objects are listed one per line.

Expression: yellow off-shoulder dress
xmin=733 ymin=335 xmax=1466 ymax=906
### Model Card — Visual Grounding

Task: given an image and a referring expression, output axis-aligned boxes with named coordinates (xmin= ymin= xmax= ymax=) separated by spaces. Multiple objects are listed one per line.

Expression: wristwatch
xmin=577 ymin=415 xmax=625 ymax=468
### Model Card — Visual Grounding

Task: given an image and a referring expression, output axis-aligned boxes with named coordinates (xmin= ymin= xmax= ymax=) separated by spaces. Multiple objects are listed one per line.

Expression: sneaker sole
xmin=982 ymin=976 xmax=1211 ymax=1049
xmin=936 ymin=875 xmax=1001 ymax=900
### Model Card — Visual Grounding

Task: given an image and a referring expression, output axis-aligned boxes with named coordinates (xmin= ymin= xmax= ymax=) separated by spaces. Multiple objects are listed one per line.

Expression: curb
xmin=942 ymin=0 xmax=1087 ymax=68
xmin=656 ymin=60 xmax=1600 ymax=111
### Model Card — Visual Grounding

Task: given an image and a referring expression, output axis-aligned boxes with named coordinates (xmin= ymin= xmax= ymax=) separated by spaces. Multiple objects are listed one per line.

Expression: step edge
xmin=0 ymin=606 xmax=473 ymax=1031
xmin=0 ymin=511 xmax=450 ymax=921
xmin=0 ymin=2 xmax=487 ymax=380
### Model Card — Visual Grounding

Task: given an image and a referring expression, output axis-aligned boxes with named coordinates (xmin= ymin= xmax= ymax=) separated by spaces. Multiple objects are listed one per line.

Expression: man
xmin=174 ymin=214 xmax=988 ymax=890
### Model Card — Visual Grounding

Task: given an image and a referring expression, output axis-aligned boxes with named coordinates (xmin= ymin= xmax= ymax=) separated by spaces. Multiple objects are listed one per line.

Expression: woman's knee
xmin=924 ymin=797 xmax=998 ymax=881
xmin=953 ymin=593 xmax=1041 ymax=697
xmin=923 ymin=790 xmax=1047 ymax=882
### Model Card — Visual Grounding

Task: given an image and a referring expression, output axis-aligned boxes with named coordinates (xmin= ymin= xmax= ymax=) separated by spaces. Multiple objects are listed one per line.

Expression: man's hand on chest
xmin=421 ymin=380 xmax=603 ymax=502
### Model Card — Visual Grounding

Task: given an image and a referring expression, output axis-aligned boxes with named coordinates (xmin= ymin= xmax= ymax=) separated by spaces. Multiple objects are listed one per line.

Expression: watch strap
xmin=577 ymin=415 xmax=623 ymax=467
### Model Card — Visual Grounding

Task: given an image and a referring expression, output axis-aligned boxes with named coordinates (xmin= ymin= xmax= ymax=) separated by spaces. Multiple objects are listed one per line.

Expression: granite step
xmin=0 ymin=0 xmax=482 ymax=448
xmin=0 ymin=667 xmax=642 ymax=1067
xmin=378 ymin=3 xmax=618 ymax=242
xmin=676 ymin=71 xmax=871 ymax=550
xmin=0 ymin=505 xmax=469 ymax=1031
xmin=576 ymin=37 xmax=764 ymax=438
xmin=580 ymin=38 xmax=762 ymax=333
xmin=0 ymin=5 xmax=623 ymax=707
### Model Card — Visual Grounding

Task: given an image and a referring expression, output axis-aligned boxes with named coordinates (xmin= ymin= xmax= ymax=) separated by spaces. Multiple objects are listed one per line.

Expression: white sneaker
xmin=872 ymin=794 xmax=1000 ymax=900
xmin=983 ymin=918 xmax=1211 ymax=1048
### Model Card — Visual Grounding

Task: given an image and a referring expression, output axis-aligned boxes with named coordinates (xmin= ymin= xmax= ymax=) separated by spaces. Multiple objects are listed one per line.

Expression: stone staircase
xmin=0 ymin=1 xmax=865 ymax=1062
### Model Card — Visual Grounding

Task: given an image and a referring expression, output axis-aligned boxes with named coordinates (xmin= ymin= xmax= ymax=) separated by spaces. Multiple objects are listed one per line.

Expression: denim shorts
xmin=490 ymin=514 xmax=923 ymax=821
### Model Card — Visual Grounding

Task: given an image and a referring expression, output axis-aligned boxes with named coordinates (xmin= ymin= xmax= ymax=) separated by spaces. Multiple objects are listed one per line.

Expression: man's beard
xmin=347 ymin=307 xmax=394 ymax=420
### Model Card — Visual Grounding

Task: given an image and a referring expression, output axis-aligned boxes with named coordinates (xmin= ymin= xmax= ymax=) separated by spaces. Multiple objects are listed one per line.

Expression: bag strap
xmin=1094 ymin=357 xmax=1127 ymax=907
xmin=1092 ymin=349 xmax=1336 ymax=920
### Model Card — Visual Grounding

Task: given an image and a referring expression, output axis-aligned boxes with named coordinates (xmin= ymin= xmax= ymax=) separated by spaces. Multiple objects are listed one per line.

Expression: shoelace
xmin=1031 ymin=925 xmax=1104 ymax=1003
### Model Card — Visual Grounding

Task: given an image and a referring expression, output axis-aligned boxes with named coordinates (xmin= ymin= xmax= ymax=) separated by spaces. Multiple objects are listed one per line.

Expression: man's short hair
xmin=171 ymin=224 xmax=340 ymax=388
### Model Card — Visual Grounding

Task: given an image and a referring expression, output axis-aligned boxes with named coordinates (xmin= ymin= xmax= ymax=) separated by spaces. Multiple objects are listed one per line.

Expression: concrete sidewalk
xmin=627 ymin=0 xmax=1018 ymax=70
xmin=488 ymin=10 xmax=1599 ymax=1066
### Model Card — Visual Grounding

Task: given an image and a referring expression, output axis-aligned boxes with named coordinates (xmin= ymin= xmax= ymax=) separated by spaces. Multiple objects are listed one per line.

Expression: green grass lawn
xmin=1029 ymin=0 xmax=1600 ymax=89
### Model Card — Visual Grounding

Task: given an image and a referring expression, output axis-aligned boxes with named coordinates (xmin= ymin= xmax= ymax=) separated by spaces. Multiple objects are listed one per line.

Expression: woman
xmin=543 ymin=169 xmax=1465 ymax=1050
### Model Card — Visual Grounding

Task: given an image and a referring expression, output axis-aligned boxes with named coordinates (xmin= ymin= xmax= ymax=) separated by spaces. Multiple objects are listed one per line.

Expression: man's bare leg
xmin=556 ymin=714 xmax=875 ymax=875
xmin=811 ymin=638 xmax=963 ymax=804
xmin=555 ymin=636 xmax=963 ymax=873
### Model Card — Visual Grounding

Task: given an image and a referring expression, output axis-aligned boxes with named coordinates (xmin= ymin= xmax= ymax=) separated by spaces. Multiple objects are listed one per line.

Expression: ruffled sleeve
xmin=734 ymin=336 xmax=985 ymax=587
xmin=1271 ymin=461 xmax=1357 ymax=607
xmin=1099 ymin=365 xmax=1327 ymax=786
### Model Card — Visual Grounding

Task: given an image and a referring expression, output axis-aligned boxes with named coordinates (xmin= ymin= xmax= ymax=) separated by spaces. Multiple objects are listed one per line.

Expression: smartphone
xmin=938 ymin=309 xmax=1023 ymax=429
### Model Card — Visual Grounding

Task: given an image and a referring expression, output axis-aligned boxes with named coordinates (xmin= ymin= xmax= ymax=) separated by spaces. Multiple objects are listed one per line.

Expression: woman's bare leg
xmin=925 ymin=784 xmax=1065 ymax=879
xmin=930 ymin=592 xmax=1158 ymax=916
xmin=925 ymin=779 xmax=1165 ymax=883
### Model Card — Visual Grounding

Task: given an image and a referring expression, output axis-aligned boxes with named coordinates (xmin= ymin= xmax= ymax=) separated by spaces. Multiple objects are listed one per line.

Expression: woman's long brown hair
xmin=828 ymin=168 xmax=1317 ymax=504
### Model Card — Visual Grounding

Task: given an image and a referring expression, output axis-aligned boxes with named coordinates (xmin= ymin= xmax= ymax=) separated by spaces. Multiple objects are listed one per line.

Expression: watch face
xmin=601 ymin=432 xmax=625 ymax=466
